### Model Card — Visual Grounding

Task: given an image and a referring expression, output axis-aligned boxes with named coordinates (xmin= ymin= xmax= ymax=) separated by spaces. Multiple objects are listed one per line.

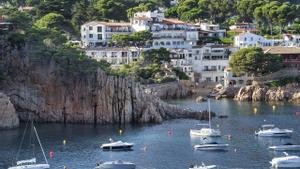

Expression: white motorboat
xmin=190 ymin=99 xmax=221 ymax=137
xmin=194 ymin=142 xmax=229 ymax=151
xmin=8 ymin=121 xmax=50 ymax=169
xmin=269 ymin=143 xmax=300 ymax=151
xmin=189 ymin=163 xmax=217 ymax=169
xmin=270 ymin=152 xmax=300 ymax=168
xmin=255 ymin=124 xmax=293 ymax=137
xmin=101 ymin=139 xmax=134 ymax=151
xmin=95 ymin=160 xmax=136 ymax=169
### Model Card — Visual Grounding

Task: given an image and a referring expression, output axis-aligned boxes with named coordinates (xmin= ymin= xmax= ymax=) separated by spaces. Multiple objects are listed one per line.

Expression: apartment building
xmin=84 ymin=47 xmax=139 ymax=67
xmin=196 ymin=23 xmax=226 ymax=38
xmin=81 ymin=21 xmax=132 ymax=47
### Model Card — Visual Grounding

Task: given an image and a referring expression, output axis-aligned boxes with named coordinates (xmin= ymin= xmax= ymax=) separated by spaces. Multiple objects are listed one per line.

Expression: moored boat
xmin=190 ymin=99 xmax=221 ymax=137
xmin=194 ymin=142 xmax=229 ymax=151
xmin=189 ymin=163 xmax=217 ymax=169
xmin=8 ymin=121 xmax=50 ymax=169
xmin=101 ymin=139 xmax=134 ymax=151
xmin=95 ymin=160 xmax=136 ymax=169
xmin=269 ymin=143 xmax=300 ymax=151
xmin=270 ymin=152 xmax=300 ymax=168
xmin=255 ymin=124 xmax=293 ymax=137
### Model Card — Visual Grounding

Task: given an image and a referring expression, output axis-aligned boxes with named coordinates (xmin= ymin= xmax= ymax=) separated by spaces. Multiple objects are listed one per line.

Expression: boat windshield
xmin=262 ymin=124 xmax=275 ymax=130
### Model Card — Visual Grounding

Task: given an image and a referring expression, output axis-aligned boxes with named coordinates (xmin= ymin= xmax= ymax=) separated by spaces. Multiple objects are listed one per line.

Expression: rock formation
xmin=0 ymin=93 xmax=19 ymax=129
xmin=0 ymin=48 xmax=209 ymax=125
xmin=234 ymin=85 xmax=300 ymax=102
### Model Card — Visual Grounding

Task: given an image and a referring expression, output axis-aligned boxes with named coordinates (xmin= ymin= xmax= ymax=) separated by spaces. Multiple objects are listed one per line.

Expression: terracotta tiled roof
xmin=162 ymin=18 xmax=186 ymax=25
xmin=263 ymin=46 xmax=300 ymax=55
xmin=84 ymin=21 xmax=131 ymax=27
xmin=228 ymin=28 xmax=260 ymax=33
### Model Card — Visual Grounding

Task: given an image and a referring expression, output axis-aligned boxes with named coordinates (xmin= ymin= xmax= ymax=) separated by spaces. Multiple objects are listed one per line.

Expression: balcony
xmin=203 ymin=68 xmax=217 ymax=71
xmin=283 ymin=59 xmax=300 ymax=63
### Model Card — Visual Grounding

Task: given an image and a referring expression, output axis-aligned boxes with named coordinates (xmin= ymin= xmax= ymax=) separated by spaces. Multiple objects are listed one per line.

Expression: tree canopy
xmin=229 ymin=47 xmax=283 ymax=76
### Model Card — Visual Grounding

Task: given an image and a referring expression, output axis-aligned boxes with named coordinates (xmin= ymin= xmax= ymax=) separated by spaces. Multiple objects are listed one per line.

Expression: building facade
xmin=81 ymin=21 xmax=132 ymax=47
xmin=234 ymin=32 xmax=280 ymax=48
xmin=84 ymin=47 xmax=139 ymax=68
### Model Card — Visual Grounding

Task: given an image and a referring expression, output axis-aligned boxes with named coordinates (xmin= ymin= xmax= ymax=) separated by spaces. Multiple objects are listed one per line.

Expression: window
xmin=89 ymin=34 xmax=93 ymax=38
xmin=112 ymin=52 xmax=117 ymax=57
xmin=206 ymin=77 xmax=211 ymax=82
xmin=122 ymin=52 xmax=127 ymax=57
xmin=97 ymin=34 xmax=102 ymax=40
xmin=89 ymin=26 xmax=93 ymax=30
xmin=97 ymin=26 xmax=102 ymax=32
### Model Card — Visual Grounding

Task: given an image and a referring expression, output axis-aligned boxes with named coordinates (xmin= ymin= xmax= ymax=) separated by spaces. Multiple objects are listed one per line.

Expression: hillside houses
xmin=80 ymin=10 xmax=298 ymax=85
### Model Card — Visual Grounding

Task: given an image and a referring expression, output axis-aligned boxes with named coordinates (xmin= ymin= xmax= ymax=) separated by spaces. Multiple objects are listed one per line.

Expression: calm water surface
xmin=0 ymin=99 xmax=300 ymax=169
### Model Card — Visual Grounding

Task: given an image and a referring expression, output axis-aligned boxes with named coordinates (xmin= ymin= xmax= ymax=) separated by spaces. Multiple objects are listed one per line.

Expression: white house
xmin=196 ymin=23 xmax=226 ymax=38
xmin=283 ymin=34 xmax=300 ymax=47
xmin=168 ymin=44 xmax=237 ymax=83
xmin=131 ymin=11 xmax=199 ymax=49
xmin=234 ymin=32 xmax=278 ymax=48
xmin=81 ymin=21 xmax=132 ymax=47
xmin=224 ymin=68 xmax=253 ymax=87
xmin=84 ymin=47 xmax=139 ymax=68
xmin=192 ymin=44 xmax=237 ymax=83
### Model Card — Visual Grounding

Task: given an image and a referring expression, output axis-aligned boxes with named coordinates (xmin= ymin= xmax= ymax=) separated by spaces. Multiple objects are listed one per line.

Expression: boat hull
xmin=194 ymin=144 xmax=229 ymax=151
xmin=8 ymin=164 xmax=50 ymax=169
xmin=101 ymin=145 xmax=133 ymax=151
xmin=95 ymin=164 xmax=136 ymax=169
xmin=269 ymin=145 xmax=300 ymax=151
xmin=256 ymin=132 xmax=292 ymax=137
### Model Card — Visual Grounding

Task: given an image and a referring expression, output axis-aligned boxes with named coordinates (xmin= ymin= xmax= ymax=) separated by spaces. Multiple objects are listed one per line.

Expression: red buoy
xmin=49 ymin=151 xmax=54 ymax=158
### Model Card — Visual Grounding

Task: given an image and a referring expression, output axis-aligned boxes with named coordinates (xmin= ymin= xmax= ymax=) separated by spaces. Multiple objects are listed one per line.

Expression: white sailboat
xmin=190 ymin=99 xmax=221 ymax=137
xmin=8 ymin=120 xmax=50 ymax=169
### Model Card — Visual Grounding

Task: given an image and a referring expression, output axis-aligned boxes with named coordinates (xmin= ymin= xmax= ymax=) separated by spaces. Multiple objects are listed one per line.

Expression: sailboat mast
xmin=208 ymin=99 xmax=211 ymax=129
xmin=33 ymin=126 xmax=48 ymax=164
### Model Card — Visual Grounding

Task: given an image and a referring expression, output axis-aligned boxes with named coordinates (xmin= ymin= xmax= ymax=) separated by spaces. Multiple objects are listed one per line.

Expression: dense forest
xmin=1 ymin=0 xmax=300 ymax=36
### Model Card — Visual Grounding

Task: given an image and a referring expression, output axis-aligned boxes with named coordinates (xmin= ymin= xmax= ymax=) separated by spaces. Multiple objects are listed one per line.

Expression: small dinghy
xmin=255 ymin=124 xmax=293 ymax=137
xmin=270 ymin=152 xmax=300 ymax=168
xmin=101 ymin=139 xmax=134 ymax=151
xmin=269 ymin=143 xmax=300 ymax=151
xmin=194 ymin=142 xmax=229 ymax=151
xmin=95 ymin=160 xmax=136 ymax=169
xmin=189 ymin=163 xmax=217 ymax=169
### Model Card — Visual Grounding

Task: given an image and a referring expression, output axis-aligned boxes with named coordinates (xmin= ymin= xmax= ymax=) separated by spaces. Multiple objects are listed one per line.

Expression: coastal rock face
xmin=234 ymin=84 xmax=300 ymax=102
xmin=0 ymin=93 xmax=19 ymax=129
xmin=195 ymin=96 xmax=207 ymax=102
xmin=144 ymin=81 xmax=192 ymax=99
xmin=0 ymin=49 xmax=208 ymax=125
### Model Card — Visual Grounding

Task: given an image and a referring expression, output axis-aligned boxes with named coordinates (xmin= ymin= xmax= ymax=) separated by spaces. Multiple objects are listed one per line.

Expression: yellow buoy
xmin=63 ymin=139 xmax=67 ymax=145
xmin=254 ymin=107 xmax=257 ymax=114
xmin=119 ymin=129 xmax=123 ymax=135
xmin=272 ymin=105 xmax=276 ymax=111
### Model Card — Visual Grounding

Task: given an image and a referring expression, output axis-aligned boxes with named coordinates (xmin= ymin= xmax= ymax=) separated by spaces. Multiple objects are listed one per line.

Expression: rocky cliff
xmin=234 ymin=84 xmax=300 ymax=102
xmin=213 ymin=84 xmax=300 ymax=102
xmin=0 ymin=93 xmax=19 ymax=129
xmin=0 ymin=48 xmax=209 ymax=126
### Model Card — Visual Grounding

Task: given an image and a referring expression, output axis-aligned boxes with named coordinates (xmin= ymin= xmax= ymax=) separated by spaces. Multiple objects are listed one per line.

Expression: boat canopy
xmin=262 ymin=124 xmax=275 ymax=128
xmin=17 ymin=158 xmax=36 ymax=166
